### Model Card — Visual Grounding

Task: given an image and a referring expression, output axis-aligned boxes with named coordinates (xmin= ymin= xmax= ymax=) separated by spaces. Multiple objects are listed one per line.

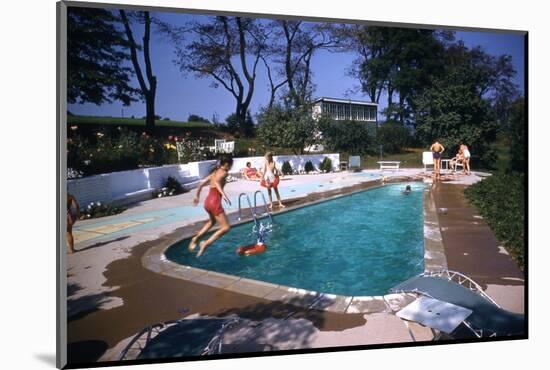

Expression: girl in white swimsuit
xmin=261 ymin=152 xmax=285 ymax=209
xmin=461 ymin=144 xmax=471 ymax=175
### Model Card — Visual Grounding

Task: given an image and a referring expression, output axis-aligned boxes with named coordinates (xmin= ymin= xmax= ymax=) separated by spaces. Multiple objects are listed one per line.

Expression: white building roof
xmin=313 ymin=97 xmax=378 ymax=106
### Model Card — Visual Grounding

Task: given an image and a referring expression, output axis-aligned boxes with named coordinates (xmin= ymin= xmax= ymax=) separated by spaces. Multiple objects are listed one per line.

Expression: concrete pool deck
xmin=65 ymin=169 xmax=524 ymax=365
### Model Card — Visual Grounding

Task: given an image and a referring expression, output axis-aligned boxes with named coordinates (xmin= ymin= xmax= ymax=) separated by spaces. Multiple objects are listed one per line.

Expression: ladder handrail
xmin=238 ymin=193 xmax=257 ymax=226
xmin=253 ymin=190 xmax=273 ymax=223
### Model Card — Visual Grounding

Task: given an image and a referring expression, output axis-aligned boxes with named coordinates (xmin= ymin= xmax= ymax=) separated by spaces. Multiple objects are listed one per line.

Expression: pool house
xmin=312 ymin=97 xmax=378 ymax=123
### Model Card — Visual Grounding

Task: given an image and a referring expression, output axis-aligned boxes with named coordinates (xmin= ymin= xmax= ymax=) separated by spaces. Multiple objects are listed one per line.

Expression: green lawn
xmin=339 ymin=148 xmax=425 ymax=169
xmin=67 ymin=115 xmax=213 ymax=128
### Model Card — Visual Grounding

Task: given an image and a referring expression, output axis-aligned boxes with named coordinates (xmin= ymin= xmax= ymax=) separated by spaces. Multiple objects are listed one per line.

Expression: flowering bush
xmin=81 ymin=201 xmax=126 ymax=219
xmin=67 ymin=128 xmax=177 ymax=177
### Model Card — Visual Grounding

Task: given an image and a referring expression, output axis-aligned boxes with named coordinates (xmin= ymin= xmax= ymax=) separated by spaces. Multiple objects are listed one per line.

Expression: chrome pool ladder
xmin=237 ymin=191 xmax=272 ymax=224
xmin=253 ymin=190 xmax=273 ymax=223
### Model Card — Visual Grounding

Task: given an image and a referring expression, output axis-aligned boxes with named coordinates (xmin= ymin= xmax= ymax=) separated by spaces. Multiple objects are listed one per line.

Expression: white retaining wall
xmin=230 ymin=153 xmax=340 ymax=174
xmin=68 ymin=164 xmax=194 ymax=207
xmin=67 ymin=154 xmax=339 ymax=207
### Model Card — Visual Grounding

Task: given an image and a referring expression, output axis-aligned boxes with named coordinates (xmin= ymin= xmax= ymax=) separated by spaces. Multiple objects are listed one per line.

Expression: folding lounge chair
xmin=422 ymin=152 xmax=434 ymax=172
xmin=349 ymin=156 xmax=361 ymax=171
xmin=389 ymin=270 xmax=524 ymax=339
xmin=118 ymin=315 xmax=240 ymax=360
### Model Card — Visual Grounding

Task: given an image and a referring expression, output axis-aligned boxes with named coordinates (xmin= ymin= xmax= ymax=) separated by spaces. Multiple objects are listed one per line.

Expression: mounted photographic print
xmin=57 ymin=0 xmax=527 ymax=368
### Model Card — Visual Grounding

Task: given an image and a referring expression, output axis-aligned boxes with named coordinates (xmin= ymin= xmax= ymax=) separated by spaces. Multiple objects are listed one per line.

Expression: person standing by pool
xmin=67 ymin=193 xmax=80 ymax=254
xmin=261 ymin=152 xmax=285 ymax=209
xmin=461 ymin=144 xmax=471 ymax=175
xmin=189 ymin=155 xmax=233 ymax=257
xmin=430 ymin=140 xmax=445 ymax=180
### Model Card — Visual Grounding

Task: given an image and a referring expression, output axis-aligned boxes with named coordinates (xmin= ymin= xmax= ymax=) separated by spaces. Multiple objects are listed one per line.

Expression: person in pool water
xmin=260 ymin=152 xmax=285 ymax=209
xmin=430 ymin=140 xmax=445 ymax=180
xmin=403 ymin=185 xmax=412 ymax=194
xmin=189 ymin=155 xmax=233 ymax=257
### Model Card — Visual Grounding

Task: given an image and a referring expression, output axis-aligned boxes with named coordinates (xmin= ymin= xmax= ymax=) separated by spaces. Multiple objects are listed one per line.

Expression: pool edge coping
xmin=141 ymin=178 xmax=446 ymax=315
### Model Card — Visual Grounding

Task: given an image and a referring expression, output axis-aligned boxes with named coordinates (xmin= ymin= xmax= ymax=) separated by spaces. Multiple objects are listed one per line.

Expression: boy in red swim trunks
xmin=189 ymin=156 xmax=233 ymax=257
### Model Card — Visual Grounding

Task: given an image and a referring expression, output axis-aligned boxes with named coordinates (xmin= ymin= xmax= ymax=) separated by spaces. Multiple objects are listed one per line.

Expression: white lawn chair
xmin=422 ymin=152 xmax=434 ymax=172
xmin=349 ymin=156 xmax=361 ymax=171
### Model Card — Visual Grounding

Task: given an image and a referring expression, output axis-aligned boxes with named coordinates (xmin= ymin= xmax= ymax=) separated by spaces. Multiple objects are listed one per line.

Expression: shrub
xmin=319 ymin=157 xmax=333 ymax=173
xmin=377 ymin=121 xmax=411 ymax=154
xmin=82 ymin=201 xmax=126 ymax=219
xmin=257 ymin=105 xmax=317 ymax=154
xmin=188 ymin=114 xmax=210 ymax=123
xmin=318 ymin=118 xmax=372 ymax=155
xmin=281 ymin=161 xmax=293 ymax=175
xmin=304 ymin=161 xmax=315 ymax=173
xmin=464 ymin=173 xmax=525 ymax=269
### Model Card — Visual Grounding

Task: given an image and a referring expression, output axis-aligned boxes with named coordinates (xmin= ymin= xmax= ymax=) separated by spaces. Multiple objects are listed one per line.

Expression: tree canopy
xmin=257 ymin=104 xmax=317 ymax=154
xmin=67 ymin=7 xmax=139 ymax=105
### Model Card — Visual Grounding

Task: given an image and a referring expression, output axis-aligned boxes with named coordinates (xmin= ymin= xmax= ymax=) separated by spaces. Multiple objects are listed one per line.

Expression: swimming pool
xmin=165 ymin=183 xmax=426 ymax=296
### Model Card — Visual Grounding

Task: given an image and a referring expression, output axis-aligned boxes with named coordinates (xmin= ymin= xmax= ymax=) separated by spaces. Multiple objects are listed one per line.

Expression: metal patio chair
xmin=389 ymin=270 xmax=524 ymax=339
xmin=118 ymin=315 xmax=240 ymax=361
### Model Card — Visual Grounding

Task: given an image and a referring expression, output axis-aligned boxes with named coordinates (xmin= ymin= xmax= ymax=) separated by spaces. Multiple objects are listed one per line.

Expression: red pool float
xmin=236 ymin=243 xmax=267 ymax=256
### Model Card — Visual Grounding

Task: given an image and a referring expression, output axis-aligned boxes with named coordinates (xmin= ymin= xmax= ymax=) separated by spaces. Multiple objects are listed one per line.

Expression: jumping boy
xmin=189 ymin=155 xmax=233 ymax=257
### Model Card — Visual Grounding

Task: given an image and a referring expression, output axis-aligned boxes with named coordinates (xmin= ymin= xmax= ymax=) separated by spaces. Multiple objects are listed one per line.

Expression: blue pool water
xmin=167 ymin=182 xmax=426 ymax=296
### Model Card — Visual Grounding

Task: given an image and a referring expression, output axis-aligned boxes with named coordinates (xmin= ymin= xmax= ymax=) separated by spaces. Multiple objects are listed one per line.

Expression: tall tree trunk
xmin=387 ymin=84 xmax=394 ymax=121
xmin=145 ymin=93 xmax=155 ymax=130
xmin=399 ymin=92 xmax=405 ymax=124
xmin=120 ymin=10 xmax=157 ymax=132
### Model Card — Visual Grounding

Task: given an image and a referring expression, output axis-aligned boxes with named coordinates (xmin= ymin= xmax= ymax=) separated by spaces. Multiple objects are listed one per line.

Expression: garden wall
xmin=67 ymin=155 xmax=338 ymax=207
xmin=67 ymin=163 xmax=199 ymax=207
xmin=230 ymin=153 xmax=340 ymax=174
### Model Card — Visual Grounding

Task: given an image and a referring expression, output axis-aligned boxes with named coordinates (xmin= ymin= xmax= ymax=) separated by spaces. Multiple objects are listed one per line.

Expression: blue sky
xmin=69 ymin=11 xmax=525 ymax=122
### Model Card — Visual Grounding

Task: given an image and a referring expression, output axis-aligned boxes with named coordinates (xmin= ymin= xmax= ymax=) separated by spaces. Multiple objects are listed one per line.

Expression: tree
xmin=338 ymin=25 xmax=394 ymax=105
xmin=342 ymin=26 xmax=451 ymax=123
xmin=67 ymin=7 xmax=139 ymax=105
xmin=377 ymin=121 xmax=411 ymax=154
xmin=187 ymin=114 xmax=210 ymax=123
xmin=168 ymin=16 xmax=266 ymax=128
xmin=119 ymin=10 xmax=158 ymax=131
xmin=225 ymin=111 xmax=254 ymax=137
xmin=508 ymin=97 xmax=525 ymax=173
xmin=491 ymin=55 xmax=519 ymax=130
xmin=263 ymin=20 xmax=339 ymax=108
xmin=257 ymin=104 xmax=317 ymax=154
xmin=318 ymin=118 xmax=371 ymax=155
xmin=413 ymin=46 xmax=499 ymax=168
